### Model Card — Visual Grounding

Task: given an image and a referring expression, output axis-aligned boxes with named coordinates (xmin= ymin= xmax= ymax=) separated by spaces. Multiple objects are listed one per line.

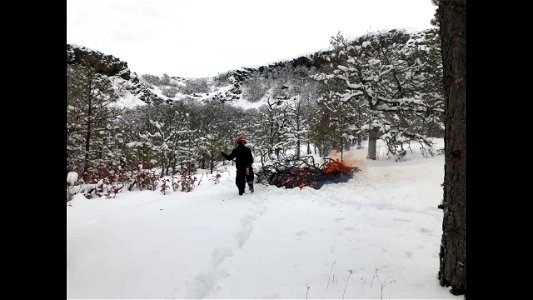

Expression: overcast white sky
xmin=67 ymin=0 xmax=436 ymax=78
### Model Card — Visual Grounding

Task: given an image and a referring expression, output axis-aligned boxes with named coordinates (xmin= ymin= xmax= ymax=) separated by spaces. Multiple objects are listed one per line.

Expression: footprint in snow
xmin=211 ymin=247 xmax=233 ymax=267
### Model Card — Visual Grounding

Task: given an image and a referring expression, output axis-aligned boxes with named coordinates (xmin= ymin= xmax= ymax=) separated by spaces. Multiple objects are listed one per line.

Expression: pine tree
xmin=437 ymin=0 xmax=466 ymax=295
xmin=314 ymin=30 xmax=442 ymax=160
xmin=311 ymin=31 xmax=362 ymax=158
xmin=67 ymin=61 xmax=119 ymax=180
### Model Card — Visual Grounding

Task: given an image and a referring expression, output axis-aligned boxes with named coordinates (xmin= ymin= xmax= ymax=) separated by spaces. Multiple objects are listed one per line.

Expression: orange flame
xmin=323 ymin=160 xmax=352 ymax=176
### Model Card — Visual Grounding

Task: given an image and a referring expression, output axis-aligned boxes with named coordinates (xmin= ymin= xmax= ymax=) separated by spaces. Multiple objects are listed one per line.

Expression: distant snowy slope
xmin=68 ymin=28 xmax=438 ymax=112
xmin=67 ymin=44 xmax=166 ymax=107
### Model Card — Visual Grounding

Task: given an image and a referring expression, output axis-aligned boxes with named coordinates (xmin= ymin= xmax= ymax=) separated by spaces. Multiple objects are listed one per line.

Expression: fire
xmin=255 ymin=153 xmax=361 ymax=190
xmin=329 ymin=149 xmax=359 ymax=168
xmin=323 ymin=160 xmax=352 ymax=176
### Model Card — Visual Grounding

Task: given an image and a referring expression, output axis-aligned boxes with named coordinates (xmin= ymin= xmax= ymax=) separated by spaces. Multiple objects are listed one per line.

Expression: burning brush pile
xmin=255 ymin=156 xmax=360 ymax=189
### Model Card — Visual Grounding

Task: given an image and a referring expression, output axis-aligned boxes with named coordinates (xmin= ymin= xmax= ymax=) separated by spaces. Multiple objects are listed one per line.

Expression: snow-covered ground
xmin=67 ymin=139 xmax=461 ymax=299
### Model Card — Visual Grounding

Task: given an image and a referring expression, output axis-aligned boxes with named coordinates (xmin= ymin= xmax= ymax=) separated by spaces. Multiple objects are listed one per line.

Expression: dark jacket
xmin=221 ymin=144 xmax=253 ymax=170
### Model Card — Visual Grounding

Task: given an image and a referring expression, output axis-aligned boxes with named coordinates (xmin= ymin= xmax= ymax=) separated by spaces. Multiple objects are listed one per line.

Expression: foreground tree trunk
xmin=437 ymin=0 xmax=466 ymax=296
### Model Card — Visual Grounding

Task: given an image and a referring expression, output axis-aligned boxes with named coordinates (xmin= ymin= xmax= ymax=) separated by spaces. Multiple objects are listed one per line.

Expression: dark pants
xmin=236 ymin=167 xmax=254 ymax=194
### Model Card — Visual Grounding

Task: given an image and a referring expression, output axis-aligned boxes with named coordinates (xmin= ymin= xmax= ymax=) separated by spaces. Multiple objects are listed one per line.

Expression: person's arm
xmin=248 ymin=149 xmax=254 ymax=167
xmin=221 ymin=148 xmax=237 ymax=160
xmin=245 ymin=149 xmax=254 ymax=175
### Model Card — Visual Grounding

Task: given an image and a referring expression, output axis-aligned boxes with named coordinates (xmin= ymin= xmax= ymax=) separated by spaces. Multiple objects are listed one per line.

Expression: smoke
xmin=328 ymin=149 xmax=359 ymax=168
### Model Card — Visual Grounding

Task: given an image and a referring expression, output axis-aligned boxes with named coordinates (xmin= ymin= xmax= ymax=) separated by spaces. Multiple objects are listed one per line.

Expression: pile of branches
xmin=256 ymin=156 xmax=360 ymax=189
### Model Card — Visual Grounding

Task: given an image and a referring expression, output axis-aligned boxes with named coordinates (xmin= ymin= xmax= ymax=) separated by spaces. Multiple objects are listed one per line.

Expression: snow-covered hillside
xmin=67 ymin=139 xmax=460 ymax=299
xmin=67 ymin=43 xmax=263 ymax=110
xmin=68 ymin=28 xmax=439 ymax=113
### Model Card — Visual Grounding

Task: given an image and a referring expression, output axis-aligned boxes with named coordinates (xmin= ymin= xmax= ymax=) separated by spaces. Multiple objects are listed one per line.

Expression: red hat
xmin=235 ymin=134 xmax=247 ymax=144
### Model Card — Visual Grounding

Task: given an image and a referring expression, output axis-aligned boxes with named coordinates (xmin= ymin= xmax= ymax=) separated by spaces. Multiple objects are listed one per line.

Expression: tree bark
xmin=438 ymin=0 xmax=466 ymax=296
xmin=344 ymin=136 xmax=350 ymax=152
xmin=171 ymin=156 xmax=177 ymax=175
xmin=367 ymin=127 xmax=379 ymax=160
xmin=82 ymin=81 xmax=93 ymax=179
xmin=296 ymin=137 xmax=301 ymax=159
xmin=340 ymin=137 xmax=344 ymax=160
xmin=296 ymin=118 xmax=301 ymax=159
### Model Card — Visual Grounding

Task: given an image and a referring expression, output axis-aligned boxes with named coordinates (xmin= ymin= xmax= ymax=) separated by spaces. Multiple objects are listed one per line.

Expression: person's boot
xmin=248 ymin=183 xmax=254 ymax=193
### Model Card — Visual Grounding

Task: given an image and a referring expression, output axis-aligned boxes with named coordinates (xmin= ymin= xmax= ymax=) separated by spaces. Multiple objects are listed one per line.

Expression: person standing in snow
xmin=221 ymin=134 xmax=254 ymax=195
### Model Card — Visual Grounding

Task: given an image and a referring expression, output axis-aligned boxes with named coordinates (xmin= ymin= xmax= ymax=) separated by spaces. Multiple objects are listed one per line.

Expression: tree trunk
xmin=296 ymin=136 xmax=301 ymax=159
xmin=307 ymin=141 xmax=311 ymax=155
xmin=161 ymin=160 xmax=167 ymax=176
xmin=438 ymin=0 xmax=466 ymax=297
xmin=187 ymin=136 xmax=192 ymax=173
xmin=171 ymin=156 xmax=176 ymax=175
xmin=296 ymin=119 xmax=301 ymax=159
xmin=367 ymin=127 xmax=379 ymax=160
xmin=357 ymin=134 xmax=362 ymax=148
xmin=340 ymin=137 xmax=344 ymax=160
xmin=82 ymin=88 xmax=93 ymax=179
